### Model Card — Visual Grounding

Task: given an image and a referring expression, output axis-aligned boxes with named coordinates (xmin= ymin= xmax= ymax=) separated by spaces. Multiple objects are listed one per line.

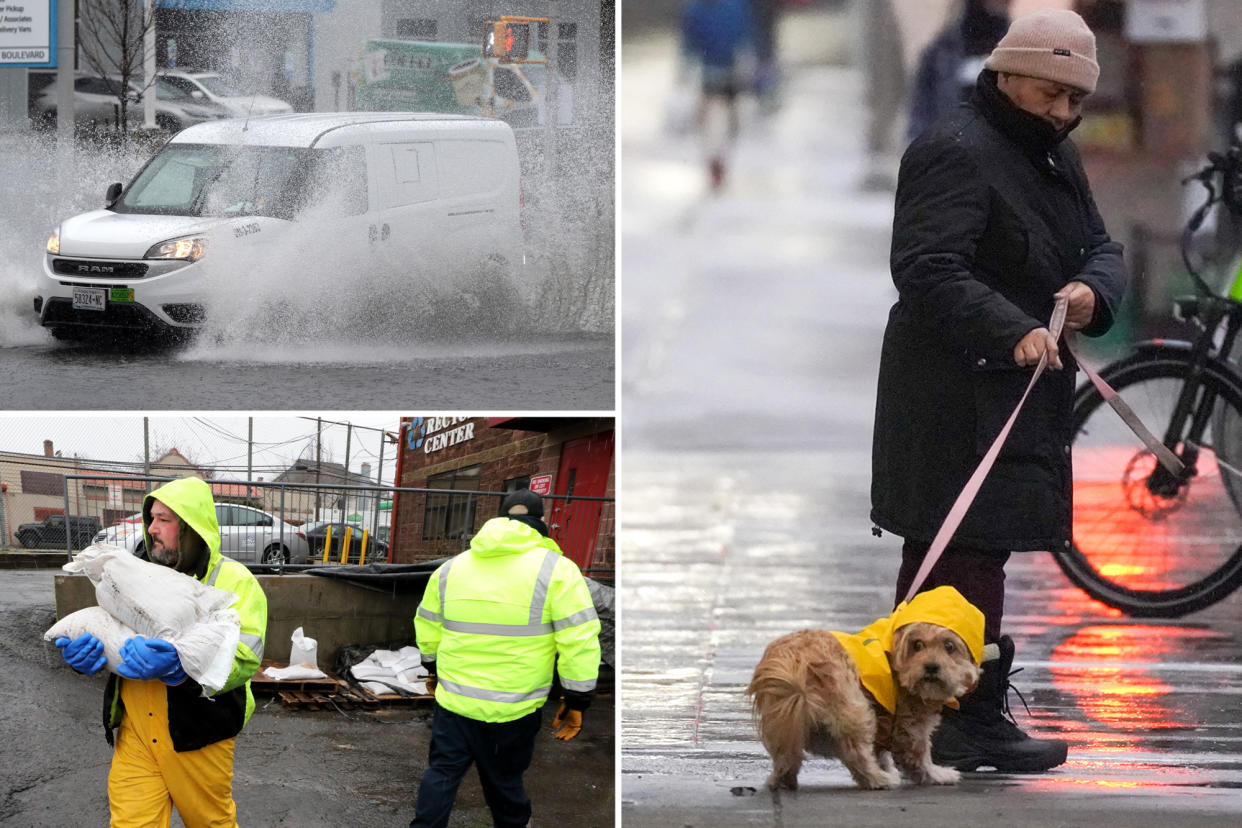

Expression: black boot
xmin=932 ymin=635 xmax=1068 ymax=772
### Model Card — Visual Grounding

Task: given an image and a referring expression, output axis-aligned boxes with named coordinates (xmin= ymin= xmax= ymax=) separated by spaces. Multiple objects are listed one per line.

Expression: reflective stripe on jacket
xmin=414 ymin=517 xmax=601 ymax=723
xmin=105 ymin=477 xmax=268 ymax=751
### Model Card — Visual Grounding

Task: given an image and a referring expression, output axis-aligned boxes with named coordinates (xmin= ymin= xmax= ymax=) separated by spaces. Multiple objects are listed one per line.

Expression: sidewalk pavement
xmin=620 ymin=9 xmax=1242 ymax=827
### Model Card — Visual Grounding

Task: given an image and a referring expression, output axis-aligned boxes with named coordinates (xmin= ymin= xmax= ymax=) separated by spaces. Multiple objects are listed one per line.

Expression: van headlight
xmin=46 ymin=228 xmax=60 ymax=254
xmin=145 ymin=235 xmax=207 ymax=262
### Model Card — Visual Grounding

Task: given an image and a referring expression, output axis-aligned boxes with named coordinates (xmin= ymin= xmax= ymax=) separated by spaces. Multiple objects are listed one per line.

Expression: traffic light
xmin=484 ymin=20 xmax=530 ymax=62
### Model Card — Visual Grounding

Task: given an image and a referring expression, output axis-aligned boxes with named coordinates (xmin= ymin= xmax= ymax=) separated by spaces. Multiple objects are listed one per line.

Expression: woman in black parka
xmin=871 ymin=9 xmax=1126 ymax=774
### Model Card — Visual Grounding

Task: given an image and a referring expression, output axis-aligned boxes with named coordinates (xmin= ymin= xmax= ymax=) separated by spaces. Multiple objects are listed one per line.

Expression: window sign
xmin=1126 ymin=0 xmax=1207 ymax=43
xmin=0 ymin=0 xmax=55 ymax=68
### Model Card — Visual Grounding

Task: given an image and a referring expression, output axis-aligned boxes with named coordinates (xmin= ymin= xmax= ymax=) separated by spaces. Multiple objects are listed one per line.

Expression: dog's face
xmin=890 ymin=622 xmax=980 ymax=704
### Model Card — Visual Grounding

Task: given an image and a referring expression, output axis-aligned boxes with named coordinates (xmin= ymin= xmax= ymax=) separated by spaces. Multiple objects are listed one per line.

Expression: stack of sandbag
xmin=347 ymin=645 xmax=429 ymax=696
xmin=44 ymin=544 xmax=241 ymax=694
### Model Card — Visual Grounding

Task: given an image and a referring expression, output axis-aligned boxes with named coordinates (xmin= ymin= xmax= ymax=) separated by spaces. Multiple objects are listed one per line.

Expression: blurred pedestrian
xmin=749 ymin=0 xmax=782 ymax=109
xmin=679 ymin=0 xmax=755 ymax=191
xmin=56 ymin=476 xmax=268 ymax=825
xmin=907 ymin=0 xmax=1011 ymax=143
xmin=871 ymin=9 xmax=1126 ymax=773
xmin=410 ymin=488 xmax=602 ymax=828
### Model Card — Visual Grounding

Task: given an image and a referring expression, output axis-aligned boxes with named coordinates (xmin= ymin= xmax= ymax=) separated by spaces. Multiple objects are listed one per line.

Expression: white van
xmin=36 ymin=112 xmax=523 ymax=338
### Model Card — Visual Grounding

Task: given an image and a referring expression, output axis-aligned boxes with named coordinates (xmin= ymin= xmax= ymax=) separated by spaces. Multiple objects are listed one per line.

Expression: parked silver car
xmin=94 ymin=504 xmax=309 ymax=564
xmin=32 ymin=73 xmax=230 ymax=133
xmin=157 ymin=69 xmax=294 ymax=117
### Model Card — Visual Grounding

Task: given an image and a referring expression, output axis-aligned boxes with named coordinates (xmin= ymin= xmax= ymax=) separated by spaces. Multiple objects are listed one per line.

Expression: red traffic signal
xmin=484 ymin=20 xmax=530 ymax=61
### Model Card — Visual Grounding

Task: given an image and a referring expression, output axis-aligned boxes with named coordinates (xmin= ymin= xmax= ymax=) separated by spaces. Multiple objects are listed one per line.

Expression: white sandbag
xmin=288 ymin=626 xmax=319 ymax=668
xmin=68 ymin=545 xmax=235 ymax=639
xmin=263 ymin=664 xmax=328 ymax=681
xmin=44 ymin=607 xmax=138 ymax=675
xmin=49 ymin=544 xmax=243 ymax=693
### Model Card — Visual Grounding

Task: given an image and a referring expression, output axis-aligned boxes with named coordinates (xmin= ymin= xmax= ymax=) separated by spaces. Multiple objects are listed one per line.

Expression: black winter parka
xmin=870 ymin=71 xmax=1126 ymax=552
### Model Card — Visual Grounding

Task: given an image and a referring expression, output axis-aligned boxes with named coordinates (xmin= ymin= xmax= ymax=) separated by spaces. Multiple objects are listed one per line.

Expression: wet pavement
xmin=0 ymin=570 xmax=615 ymax=827
xmin=620 ymin=6 xmax=1242 ymax=826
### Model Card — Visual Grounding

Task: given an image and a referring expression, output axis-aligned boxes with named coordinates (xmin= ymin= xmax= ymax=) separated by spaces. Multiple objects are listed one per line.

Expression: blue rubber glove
xmin=56 ymin=633 xmax=106 ymax=675
xmin=116 ymin=636 xmax=187 ymax=685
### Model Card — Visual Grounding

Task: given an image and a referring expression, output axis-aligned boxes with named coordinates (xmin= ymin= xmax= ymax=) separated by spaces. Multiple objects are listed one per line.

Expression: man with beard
xmin=871 ymin=9 xmax=1126 ymax=773
xmin=55 ymin=476 xmax=268 ymax=826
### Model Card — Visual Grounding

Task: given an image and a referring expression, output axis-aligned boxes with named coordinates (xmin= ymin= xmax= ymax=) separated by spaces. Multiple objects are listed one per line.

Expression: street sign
xmin=0 ymin=0 xmax=55 ymax=68
xmin=529 ymin=474 xmax=553 ymax=496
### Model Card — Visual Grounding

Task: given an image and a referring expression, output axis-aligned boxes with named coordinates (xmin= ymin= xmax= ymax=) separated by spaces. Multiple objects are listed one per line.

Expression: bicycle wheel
xmin=1065 ymin=356 xmax=1242 ymax=616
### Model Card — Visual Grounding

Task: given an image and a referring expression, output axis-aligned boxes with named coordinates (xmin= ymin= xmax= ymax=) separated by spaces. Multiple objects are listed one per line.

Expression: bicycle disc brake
xmin=1122 ymin=450 xmax=1189 ymax=519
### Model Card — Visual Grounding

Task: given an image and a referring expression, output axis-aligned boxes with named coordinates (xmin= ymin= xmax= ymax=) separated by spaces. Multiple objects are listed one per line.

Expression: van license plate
xmin=72 ymin=287 xmax=106 ymax=311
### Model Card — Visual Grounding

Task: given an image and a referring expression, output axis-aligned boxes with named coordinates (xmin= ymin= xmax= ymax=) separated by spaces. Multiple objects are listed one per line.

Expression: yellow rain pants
xmin=107 ymin=678 xmax=238 ymax=828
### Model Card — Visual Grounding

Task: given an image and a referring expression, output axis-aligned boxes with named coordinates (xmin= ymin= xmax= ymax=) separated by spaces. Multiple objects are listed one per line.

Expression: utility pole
xmin=343 ymin=423 xmax=352 ymax=519
xmin=142 ymin=417 xmax=150 ymax=477
xmin=246 ymin=417 xmax=253 ymax=482
xmin=315 ymin=417 xmax=322 ymax=521
xmin=55 ymin=0 xmax=75 ymax=187
xmin=143 ymin=0 xmax=155 ymax=128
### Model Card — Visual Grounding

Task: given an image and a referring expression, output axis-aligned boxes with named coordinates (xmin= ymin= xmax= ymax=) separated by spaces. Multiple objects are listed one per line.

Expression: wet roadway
xmin=620 ymin=6 xmax=1242 ymax=827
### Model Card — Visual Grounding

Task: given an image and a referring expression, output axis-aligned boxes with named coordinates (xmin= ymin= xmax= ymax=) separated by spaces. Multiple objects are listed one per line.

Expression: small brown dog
xmin=747 ymin=586 xmax=984 ymax=791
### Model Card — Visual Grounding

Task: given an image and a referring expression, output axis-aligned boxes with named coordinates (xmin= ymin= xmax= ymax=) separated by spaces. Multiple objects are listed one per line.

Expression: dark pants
xmin=895 ymin=539 xmax=1010 ymax=643
xmin=410 ymin=704 xmax=542 ymax=828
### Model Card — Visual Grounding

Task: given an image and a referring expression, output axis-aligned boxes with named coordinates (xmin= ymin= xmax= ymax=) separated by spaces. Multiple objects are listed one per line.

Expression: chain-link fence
xmin=1 ymin=472 xmax=614 ymax=579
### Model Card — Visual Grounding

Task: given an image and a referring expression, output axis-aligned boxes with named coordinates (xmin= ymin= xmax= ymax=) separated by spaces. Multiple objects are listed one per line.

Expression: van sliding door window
xmin=381 ymin=142 xmax=438 ymax=208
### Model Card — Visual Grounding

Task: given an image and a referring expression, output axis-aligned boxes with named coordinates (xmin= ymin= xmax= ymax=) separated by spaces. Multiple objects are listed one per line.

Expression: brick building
xmin=389 ymin=416 xmax=614 ymax=578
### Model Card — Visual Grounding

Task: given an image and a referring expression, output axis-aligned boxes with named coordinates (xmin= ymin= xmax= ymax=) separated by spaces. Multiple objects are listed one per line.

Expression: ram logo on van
xmin=233 ymin=223 xmax=262 ymax=239
xmin=77 ymin=264 xmax=116 ymax=274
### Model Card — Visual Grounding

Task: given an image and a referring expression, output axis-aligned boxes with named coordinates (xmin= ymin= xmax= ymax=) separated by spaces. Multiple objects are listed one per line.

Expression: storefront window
xmin=502 ymin=475 xmax=532 ymax=493
xmin=423 ymin=464 xmax=481 ymax=540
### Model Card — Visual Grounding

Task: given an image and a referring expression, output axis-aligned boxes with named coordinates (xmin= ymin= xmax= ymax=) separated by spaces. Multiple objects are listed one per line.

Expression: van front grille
xmin=52 ymin=258 xmax=149 ymax=279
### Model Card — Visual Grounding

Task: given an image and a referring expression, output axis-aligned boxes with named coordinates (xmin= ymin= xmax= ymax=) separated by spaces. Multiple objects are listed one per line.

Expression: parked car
xmin=303 ymin=521 xmax=389 ymax=564
xmin=101 ymin=504 xmax=309 ymax=564
xmin=31 ymin=73 xmax=231 ymax=134
xmin=15 ymin=514 xmax=102 ymax=550
xmin=156 ymin=69 xmax=294 ymax=117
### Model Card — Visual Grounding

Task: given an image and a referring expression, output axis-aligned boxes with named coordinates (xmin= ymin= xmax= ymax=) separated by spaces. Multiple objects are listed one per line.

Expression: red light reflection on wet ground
xmin=1050 ymin=624 xmax=1191 ymax=730
xmin=1073 ymin=445 xmax=1242 ymax=592
xmin=1015 ymin=625 xmax=1221 ymax=793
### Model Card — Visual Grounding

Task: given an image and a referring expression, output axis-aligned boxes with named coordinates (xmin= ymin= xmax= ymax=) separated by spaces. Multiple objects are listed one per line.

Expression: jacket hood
xmin=891 ymin=586 xmax=986 ymax=665
xmin=469 ymin=516 xmax=547 ymax=558
xmin=142 ymin=476 xmax=220 ymax=575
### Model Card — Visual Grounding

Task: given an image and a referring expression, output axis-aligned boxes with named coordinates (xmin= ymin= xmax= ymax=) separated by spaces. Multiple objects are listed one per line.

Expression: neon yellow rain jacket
xmin=104 ymin=476 xmax=268 ymax=750
xmin=415 ymin=516 xmax=602 ymax=723
xmin=830 ymin=585 xmax=985 ymax=714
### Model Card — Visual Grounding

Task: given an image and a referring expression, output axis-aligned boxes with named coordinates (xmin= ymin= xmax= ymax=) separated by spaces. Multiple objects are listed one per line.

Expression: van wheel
xmin=467 ymin=256 xmax=524 ymax=334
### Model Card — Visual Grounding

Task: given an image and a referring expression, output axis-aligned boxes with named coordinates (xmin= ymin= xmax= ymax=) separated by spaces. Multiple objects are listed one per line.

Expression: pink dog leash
xmin=903 ymin=296 xmax=1184 ymax=602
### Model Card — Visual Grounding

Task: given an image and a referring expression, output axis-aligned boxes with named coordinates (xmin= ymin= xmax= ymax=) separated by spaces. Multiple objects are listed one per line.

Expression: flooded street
xmin=0 ymin=334 xmax=614 ymax=409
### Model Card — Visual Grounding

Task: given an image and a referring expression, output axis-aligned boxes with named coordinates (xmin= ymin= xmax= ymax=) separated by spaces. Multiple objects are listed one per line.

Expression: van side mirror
xmin=105 ymin=182 xmax=122 ymax=208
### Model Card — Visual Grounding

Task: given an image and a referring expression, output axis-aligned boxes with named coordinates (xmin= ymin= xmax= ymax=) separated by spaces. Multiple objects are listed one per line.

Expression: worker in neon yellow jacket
xmin=410 ymin=488 xmax=601 ymax=828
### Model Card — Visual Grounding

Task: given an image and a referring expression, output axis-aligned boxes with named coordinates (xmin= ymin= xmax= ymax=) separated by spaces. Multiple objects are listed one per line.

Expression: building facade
xmin=390 ymin=415 xmax=614 ymax=577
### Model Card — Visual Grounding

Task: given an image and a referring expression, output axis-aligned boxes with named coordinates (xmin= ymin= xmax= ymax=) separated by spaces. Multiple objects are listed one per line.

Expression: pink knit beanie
xmin=984 ymin=8 xmax=1099 ymax=94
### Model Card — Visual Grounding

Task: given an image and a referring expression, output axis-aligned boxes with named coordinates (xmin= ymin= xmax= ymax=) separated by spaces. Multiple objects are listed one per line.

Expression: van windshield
xmin=115 ymin=144 xmax=320 ymax=220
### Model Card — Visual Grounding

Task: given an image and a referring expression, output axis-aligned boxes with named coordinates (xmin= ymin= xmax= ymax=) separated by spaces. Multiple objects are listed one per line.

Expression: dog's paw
xmin=922 ymin=764 xmax=961 ymax=786
xmin=856 ymin=767 xmax=902 ymax=790
xmin=766 ymin=771 xmax=798 ymax=792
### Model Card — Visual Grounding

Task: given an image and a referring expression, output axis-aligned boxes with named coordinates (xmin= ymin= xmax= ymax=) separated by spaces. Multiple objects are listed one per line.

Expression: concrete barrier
xmin=54 ymin=573 xmax=423 ymax=672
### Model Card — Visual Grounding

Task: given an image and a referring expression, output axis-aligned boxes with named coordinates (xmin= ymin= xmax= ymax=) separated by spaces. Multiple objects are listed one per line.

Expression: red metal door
xmin=549 ymin=431 xmax=613 ymax=570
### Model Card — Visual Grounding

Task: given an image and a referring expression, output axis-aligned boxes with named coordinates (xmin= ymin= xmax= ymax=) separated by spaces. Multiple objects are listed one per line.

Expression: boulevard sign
xmin=0 ymin=0 xmax=54 ymax=68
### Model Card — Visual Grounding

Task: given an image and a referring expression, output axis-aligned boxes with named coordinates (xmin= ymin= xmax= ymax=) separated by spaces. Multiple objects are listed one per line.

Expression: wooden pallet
xmin=250 ymin=661 xmax=340 ymax=695
xmin=353 ymin=685 xmax=432 ymax=707
xmin=276 ymin=685 xmax=380 ymax=711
